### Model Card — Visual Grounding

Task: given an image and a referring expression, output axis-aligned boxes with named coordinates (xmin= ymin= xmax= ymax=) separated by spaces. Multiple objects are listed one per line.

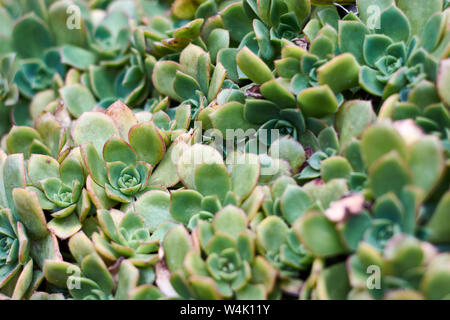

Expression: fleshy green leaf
xmin=369 ymin=151 xmax=412 ymax=198
xmin=361 ymin=122 xmax=407 ymax=168
xmin=338 ymin=21 xmax=370 ymax=64
xmin=13 ymin=188 xmax=48 ymax=239
xmin=221 ymin=3 xmax=253 ymax=42
xmin=60 ymin=84 xmax=96 ymax=118
xmin=298 ymin=85 xmax=338 ymax=118
xmin=256 ymin=216 xmax=288 ymax=253
xmin=210 ymin=102 xmax=258 ymax=136
xmin=335 ymin=100 xmax=375 ymax=149
xmin=318 ymin=53 xmax=360 ymax=93
xmin=396 ymin=0 xmax=443 ymax=37
xmin=194 ymin=163 xmax=231 ymax=202
xmin=293 ymin=212 xmax=347 ymax=258
xmin=163 ymin=225 xmax=192 ymax=272
xmin=230 ymin=153 xmax=260 ymax=201
xmin=280 ymin=185 xmax=313 ymax=225
xmin=128 ymin=122 xmax=165 ymax=166
xmin=47 ymin=214 xmax=82 ymax=240
xmin=213 ymin=205 xmax=247 ymax=239
xmin=73 ymin=112 xmax=119 ymax=155
xmin=426 ymin=191 xmax=450 ymax=243
xmin=321 ymin=156 xmax=353 ymax=182
xmin=408 ymin=136 xmax=444 ymax=195
xmin=134 ymin=191 xmax=173 ymax=232
xmin=103 ymin=135 xmax=136 ymax=165
xmin=12 ymin=14 xmax=53 ymax=58
xmin=170 ymin=189 xmax=203 ymax=225
xmin=236 ymin=47 xmax=274 ymax=84
xmin=260 ymin=79 xmax=297 ymax=108
xmin=379 ymin=5 xmax=411 ymax=43
xmin=27 ymin=154 xmax=59 ymax=186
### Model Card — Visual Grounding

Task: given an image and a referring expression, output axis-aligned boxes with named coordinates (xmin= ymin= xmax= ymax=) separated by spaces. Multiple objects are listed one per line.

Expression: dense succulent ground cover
xmin=0 ymin=0 xmax=449 ymax=300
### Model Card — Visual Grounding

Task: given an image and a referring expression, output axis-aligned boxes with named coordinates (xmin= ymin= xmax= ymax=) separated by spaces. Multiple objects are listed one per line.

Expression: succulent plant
xmin=73 ymin=102 xmax=166 ymax=206
xmin=82 ymin=134 xmax=155 ymax=203
xmin=85 ymin=6 xmax=130 ymax=59
xmin=5 ymin=113 xmax=68 ymax=159
xmin=44 ymin=233 xmax=163 ymax=300
xmin=167 ymin=145 xmax=263 ymax=229
xmin=152 ymin=43 xmax=227 ymax=109
xmin=292 ymin=120 xmax=447 ymax=255
xmin=14 ymin=49 xmax=65 ymax=100
xmin=25 ymin=151 xmax=89 ymax=239
xmin=340 ymin=1 xmax=448 ymax=100
xmin=88 ymin=42 xmax=156 ymax=108
xmin=0 ymin=54 xmax=18 ymax=106
xmin=92 ymin=209 xmax=159 ymax=267
xmin=228 ymin=33 xmax=360 ymax=157
xmin=348 ymin=235 xmax=450 ymax=300
xmin=0 ymin=207 xmax=32 ymax=299
xmin=256 ymin=215 xmax=313 ymax=284
xmin=0 ymin=0 xmax=448 ymax=302
xmin=377 ymin=61 xmax=450 ymax=153
xmin=0 ymin=151 xmax=63 ymax=300
xmin=163 ymin=206 xmax=278 ymax=299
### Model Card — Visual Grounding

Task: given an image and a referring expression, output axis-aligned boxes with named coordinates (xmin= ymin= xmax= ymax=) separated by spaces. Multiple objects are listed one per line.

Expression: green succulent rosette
xmin=72 ymin=102 xmax=168 ymax=206
xmin=163 ymin=206 xmax=278 ymax=299
xmin=348 ymin=235 xmax=450 ymax=300
xmin=24 ymin=150 xmax=90 ymax=239
xmin=44 ymin=232 xmax=163 ymax=300
xmin=0 ymin=208 xmax=31 ymax=299
xmin=93 ymin=209 xmax=160 ymax=267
